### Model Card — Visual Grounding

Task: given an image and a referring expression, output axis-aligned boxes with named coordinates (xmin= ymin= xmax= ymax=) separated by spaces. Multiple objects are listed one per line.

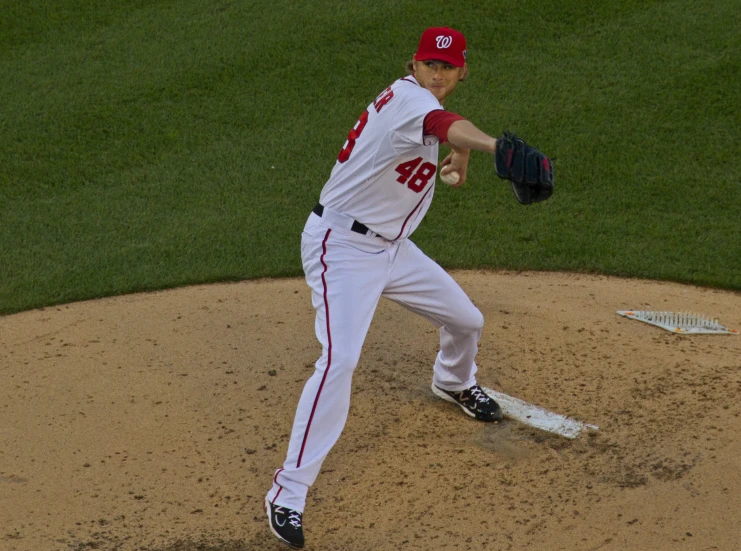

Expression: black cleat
xmin=432 ymin=383 xmax=503 ymax=422
xmin=265 ymin=498 xmax=305 ymax=549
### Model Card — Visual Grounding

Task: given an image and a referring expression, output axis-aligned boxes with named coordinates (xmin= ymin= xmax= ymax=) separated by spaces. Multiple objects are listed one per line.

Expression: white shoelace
xmin=288 ymin=510 xmax=302 ymax=528
xmin=469 ymin=387 xmax=490 ymax=404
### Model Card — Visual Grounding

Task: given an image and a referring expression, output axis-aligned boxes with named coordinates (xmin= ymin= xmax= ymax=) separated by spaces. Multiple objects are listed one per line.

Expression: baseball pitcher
xmin=264 ymin=26 xmax=554 ymax=549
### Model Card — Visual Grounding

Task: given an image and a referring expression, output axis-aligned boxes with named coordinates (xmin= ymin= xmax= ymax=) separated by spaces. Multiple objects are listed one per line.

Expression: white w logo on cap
xmin=436 ymin=35 xmax=453 ymax=49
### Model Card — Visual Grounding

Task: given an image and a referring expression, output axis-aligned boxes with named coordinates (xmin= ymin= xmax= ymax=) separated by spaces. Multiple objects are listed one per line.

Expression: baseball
xmin=440 ymin=170 xmax=460 ymax=186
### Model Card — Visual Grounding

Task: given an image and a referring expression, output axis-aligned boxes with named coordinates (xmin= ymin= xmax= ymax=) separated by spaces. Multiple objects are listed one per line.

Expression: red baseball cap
xmin=414 ymin=27 xmax=467 ymax=67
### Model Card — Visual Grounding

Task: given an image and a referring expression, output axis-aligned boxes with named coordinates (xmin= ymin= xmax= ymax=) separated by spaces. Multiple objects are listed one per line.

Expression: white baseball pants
xmin=266 ymin=208 xmax=483 ymax=512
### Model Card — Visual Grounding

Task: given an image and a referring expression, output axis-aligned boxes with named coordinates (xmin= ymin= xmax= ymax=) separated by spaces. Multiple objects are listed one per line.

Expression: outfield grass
xmin=1 ymin=0 xmax=739 ymax=314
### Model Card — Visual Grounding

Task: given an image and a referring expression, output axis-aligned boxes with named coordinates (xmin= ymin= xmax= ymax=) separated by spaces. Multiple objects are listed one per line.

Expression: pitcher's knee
xmin=324 ymin=348 xmax=363 ymax=374
xmin=451 ymin=306 xmax=484 ymax=335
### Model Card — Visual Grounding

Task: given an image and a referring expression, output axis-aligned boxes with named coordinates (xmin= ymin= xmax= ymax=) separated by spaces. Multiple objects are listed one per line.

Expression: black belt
xmin=312 ymin=203 xmax=371 ymax=236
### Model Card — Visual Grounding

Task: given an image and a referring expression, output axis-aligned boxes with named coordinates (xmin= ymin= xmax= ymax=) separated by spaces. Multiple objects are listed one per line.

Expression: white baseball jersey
xmin=319 ymin=75 xmax=444 ymax=240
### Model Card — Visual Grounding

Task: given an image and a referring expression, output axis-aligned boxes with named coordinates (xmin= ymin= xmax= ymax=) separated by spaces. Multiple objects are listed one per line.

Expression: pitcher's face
xmin=413 ymin=59 xmax=466 ymax=103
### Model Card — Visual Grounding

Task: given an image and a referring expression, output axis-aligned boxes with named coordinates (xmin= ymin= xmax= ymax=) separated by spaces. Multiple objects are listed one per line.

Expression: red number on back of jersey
xmin=395 ymin=157 xmax=436 ymax=193
xmin=395 ymin=157 xmax=422 ymax=184
xmin=338 ymin=110 xmax=369 ymax=163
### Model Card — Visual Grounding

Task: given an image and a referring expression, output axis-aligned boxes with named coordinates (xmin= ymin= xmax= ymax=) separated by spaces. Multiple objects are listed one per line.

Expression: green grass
xmin=1 ymin=0 xmax=739 ymax=314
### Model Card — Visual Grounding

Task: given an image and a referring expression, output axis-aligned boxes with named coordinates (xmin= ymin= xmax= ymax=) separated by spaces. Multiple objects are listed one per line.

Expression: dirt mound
xmin=1 ymin=271 xmax=739 ymax=550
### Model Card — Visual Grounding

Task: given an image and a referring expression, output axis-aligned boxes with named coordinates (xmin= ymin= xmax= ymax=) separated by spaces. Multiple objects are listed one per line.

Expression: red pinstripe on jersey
xmin=393 ymin=186 xmax=434 ymax=241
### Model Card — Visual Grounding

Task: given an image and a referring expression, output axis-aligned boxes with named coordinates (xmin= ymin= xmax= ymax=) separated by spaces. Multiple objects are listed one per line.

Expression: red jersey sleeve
xmin=423 ymin=110 xmax=466 ymax=143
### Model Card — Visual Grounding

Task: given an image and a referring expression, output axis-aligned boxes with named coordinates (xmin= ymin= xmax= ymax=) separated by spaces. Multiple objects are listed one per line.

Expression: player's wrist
xmin=486 ymin=137 xmax=497 ymax=155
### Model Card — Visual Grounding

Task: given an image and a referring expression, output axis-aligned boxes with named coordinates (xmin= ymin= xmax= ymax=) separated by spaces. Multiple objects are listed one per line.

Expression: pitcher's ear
xmin=459 ymin=64 xmax=469 ymax=81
